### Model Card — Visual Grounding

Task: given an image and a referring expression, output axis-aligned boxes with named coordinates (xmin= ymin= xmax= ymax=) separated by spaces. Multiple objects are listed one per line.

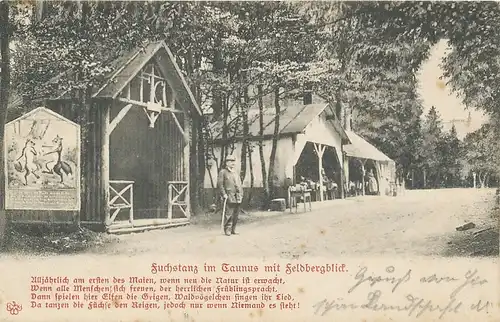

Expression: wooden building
xmin=204 ymin=102 xmax=350 ymax=207
xmin=6 ymin=41 xmax=201 ymax=233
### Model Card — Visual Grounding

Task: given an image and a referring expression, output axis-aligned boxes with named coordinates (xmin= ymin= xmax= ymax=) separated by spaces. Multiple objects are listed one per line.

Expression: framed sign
xmin=4 ymin=107 xmax=81 ymax=211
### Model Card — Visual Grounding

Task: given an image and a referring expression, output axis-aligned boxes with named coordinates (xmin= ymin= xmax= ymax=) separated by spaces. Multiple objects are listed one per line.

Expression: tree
xmin=344 ymin=1 xmax=500 ymax=117
xmin=437 ymin=125 xmax=462 ymax=187
xmin=0 ymin=0 xmax=10 ymax=247
xmin=353 ymin=85 xmax=425 ymax=186
xmin=13 ymin=1 xmax=242 ymax=212
xmin=463 ymin=122 xmax=499 ymax=188
xmin=297 ymin=2 xmax=431 ymax=190
xmin=419 ymin=106 xmax=444 ymax=188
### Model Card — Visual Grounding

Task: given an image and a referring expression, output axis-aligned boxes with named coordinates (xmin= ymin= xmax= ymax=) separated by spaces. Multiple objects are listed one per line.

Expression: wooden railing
xmin=167 ymin=181 xmax=189 ymax=220
xmin=108 ymin=180 xmax=134 ymax=225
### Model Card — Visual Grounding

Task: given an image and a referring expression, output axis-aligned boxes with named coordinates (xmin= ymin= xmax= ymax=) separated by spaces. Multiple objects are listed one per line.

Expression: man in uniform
xmin=217 ymin=155 xmax=243 ymax=236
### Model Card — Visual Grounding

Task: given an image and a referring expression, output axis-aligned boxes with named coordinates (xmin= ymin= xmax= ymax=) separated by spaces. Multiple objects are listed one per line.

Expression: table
xmin=288 ymin=188 xmax=312 ymax=213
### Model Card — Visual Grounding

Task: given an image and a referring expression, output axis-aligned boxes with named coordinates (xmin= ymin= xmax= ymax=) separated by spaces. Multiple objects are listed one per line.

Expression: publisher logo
xmin=6 ymin=301 xmax=22 ymax=315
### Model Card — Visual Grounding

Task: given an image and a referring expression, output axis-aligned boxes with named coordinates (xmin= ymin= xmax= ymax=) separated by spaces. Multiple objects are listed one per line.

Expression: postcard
xmin=0 ymin=1 xmax=498 ymax=322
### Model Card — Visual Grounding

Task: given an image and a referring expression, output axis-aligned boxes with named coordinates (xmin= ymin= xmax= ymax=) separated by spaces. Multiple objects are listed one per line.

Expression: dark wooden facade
xmin=7 ymin=41 xmax=201 ymax=233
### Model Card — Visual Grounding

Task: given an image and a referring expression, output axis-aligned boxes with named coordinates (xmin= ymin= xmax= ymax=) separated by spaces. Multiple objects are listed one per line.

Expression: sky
xmin=417 ymin=39 xmax=488 ymax=138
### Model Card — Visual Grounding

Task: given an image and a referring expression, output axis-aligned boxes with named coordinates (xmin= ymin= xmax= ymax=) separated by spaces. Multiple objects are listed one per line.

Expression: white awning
xmin=343 ymin=130 xmax=393 ymax=162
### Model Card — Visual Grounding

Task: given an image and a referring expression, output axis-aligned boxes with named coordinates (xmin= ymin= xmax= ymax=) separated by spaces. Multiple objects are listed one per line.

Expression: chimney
xmin=303 ymin=84 xmax=313 ymax=105
xmin=303 ymin=91 xmax=312 ymax=105
xmin=344 ymin=108 xmax=352 ymax=131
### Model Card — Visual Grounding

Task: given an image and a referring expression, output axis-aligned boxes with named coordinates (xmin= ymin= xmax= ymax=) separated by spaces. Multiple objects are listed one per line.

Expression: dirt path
xmin=101 ymin=188 xmax=498 ymax=259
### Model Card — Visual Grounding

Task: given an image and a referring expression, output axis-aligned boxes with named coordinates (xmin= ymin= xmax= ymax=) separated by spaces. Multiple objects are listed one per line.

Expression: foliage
xmin=416 ymin=106 xmax=463 ymax=188
xmin=353 ymin=84 xmax=424 ymax=180
xmin=463 ymin=122 xmax=500 ymax=186
xmin=437 ymin=125 xmax=463 ymax=187
xmin=345 ymin=1 xmax=500 ymax=116
xmin=6 ymin=1 xmax=500 ymax=208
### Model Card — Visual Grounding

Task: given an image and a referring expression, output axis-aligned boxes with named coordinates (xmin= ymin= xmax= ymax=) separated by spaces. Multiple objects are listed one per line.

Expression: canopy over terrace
xmin=343 ymin=130 xmax=396 ymax=195
xmin=212 ymin=102 xmax=348 ymax=161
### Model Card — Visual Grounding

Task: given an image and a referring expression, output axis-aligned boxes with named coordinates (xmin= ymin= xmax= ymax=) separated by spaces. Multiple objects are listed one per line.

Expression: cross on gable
xmin=116 ymin=60 xmax=183 ymax=129
xmin=92 ymin=41 xmax=199 ymax=136
xmin=93 ymin=41 xmax=199 ymax=115
xmin=118 ymin=61 xmax=180 ymax=111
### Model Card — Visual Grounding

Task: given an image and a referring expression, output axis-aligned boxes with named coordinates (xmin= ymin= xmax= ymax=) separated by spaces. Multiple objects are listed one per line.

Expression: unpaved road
xmin=0 ymin=188 xmax=497 ymax=322
xmin=102 ymin=188 xmax=499 ymax=259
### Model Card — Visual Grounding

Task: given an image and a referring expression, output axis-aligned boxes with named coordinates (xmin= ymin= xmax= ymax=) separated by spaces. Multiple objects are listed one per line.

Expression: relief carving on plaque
xmin=4 ymin=107 xmax=81 ymax=211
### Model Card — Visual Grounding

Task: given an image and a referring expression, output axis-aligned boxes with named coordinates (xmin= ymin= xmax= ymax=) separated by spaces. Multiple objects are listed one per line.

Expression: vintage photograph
xmin=0 ymin=1 xmax=498 ymax=321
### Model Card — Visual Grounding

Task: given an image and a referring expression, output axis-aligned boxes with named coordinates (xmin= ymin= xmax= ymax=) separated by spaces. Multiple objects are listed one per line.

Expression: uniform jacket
xmin=217 ymin=168 xmax=243 ymax=204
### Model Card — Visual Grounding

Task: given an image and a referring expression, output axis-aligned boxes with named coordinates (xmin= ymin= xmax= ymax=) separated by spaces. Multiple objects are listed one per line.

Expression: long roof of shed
xmin=212 ymin=103 xmax=349 ymax=141
xmin=344 ymin=130 xmax=394 ymax=162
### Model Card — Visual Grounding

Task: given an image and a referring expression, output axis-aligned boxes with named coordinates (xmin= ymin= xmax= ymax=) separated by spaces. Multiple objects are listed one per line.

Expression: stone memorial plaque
xmin=4 ymin=107 xmax=81 ymax=211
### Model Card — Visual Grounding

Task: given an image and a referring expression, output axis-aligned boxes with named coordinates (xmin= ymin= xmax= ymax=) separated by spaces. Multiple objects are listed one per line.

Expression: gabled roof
xmin=250 ymin=103 xmax=326 ymax=136
xmin=49 ymin=41 xmax=201 ymax=115
xmin=212 ymin=103 xmax=349 ymax=142
xmin=344 ymin=130 xmax=393 ymax=162
xmin=92 ymin=42 xmax=164 ymax=99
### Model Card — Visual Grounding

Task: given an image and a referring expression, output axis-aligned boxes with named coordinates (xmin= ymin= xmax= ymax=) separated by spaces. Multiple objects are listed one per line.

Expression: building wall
xmin=205 ymin=113 xmax=345 ymax=190
xmin=204 ymin=136 xmax=294 ymax=189
xmin=205 ymin=109 xmax=345 ymax=187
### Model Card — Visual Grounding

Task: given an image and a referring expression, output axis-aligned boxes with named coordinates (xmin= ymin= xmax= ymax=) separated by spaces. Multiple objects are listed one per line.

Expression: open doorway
xmin=294 ymin=142 xmax=342 ymax=199
xmin=109 ymin=103 xmax=186 ymax=222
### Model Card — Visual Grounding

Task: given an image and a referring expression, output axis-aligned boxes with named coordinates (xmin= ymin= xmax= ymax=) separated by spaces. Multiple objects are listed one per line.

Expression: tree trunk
xmin=207 ymin=164 xmax=216 ymax=189
xmin=183 ymin=49 xmax=203 ymax=214
xmin=247 ymin=143 xmax=255 ymax=206
xmin=360 ymin=160 xmax=366 ymax=196
xmin=211 ymin=34 xmax=224 ymax=120
xmin=257 ymin=85 xmax=269 ymax=205
xmin=196 ymin=116 xmax=206 ymax=206
xmin=267 ymin=87 xmax=281 ymax=201
xmin=423 ymin=168 xmax=427 ymax=188
xmin=0 ymin=1 xmax=10 ymax=247
xmin=189 ymin=116 xmax=201 ymax=214
xmin=479 ymin=172 xmax=486 ymax=188
xmin=33 ymin=0 xmax=47 ymax=22
xmin=239 ymin=86 xmax=250 ymax=183
xmin=335 ymin=90 xmax=343 ymax=126
xmin=219 ymin=96 xmax=229 ymax=171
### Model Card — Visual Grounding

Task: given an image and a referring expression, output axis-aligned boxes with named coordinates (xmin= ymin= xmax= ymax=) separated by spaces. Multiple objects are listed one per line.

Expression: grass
xmin=1 ymin=225 xmax=117 ymax=255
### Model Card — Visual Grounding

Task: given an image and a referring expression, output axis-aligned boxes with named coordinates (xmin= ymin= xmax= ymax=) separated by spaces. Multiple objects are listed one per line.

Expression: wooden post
xmin=411 ymin=169 xmax=415 ymax=189
xmin=314 ymin=143 xmax=326 ymax=201
xmin=473 ymin=172 xmax=476 ymax=188
xmin=339 ymin=153 xmax=345 ymax=199
xmin=129 ymin=184 xmax=134 ymax=223
xmin=102 ymin=104 xmax=111 ymax=226
xmin=184 ymin=113 xmax=191 ymax=219
xmin=167 ymin=184 xmax=173 ymax=220
xmin=360 ymin=159 xmax=366 ymax=196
